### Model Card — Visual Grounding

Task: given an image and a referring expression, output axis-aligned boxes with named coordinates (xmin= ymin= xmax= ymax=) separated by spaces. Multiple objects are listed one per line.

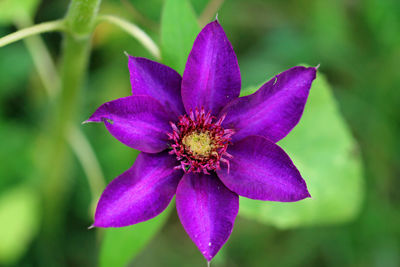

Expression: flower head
xmin=86 ymin=20 xmax=317 ymax=261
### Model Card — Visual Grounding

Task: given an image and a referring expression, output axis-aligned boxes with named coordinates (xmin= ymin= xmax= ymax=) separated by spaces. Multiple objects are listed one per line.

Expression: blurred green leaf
xmin=0 ymin=185 xmax=40 ymax=264
xmin=0 ymin=0 xmax=39 ymax=25
xmin=189 ymin=0 xmax=209 ymax=14
xmin=363 ymin=0 xmax=400 ymax=47
xmin=239 ymin=73 xmax=364 ymax=229
xmin=161 ymin=0 xmax=199 ymax=74
xmin=0 ymin=44 xmax=32 ymax=98
xmin=99 ymin=200 xmax=174 ymax=267
xmin=310 ymin=0 xmax=349 ymax=53
xmin=0 ymin=120 xmax=34 ymax=188
xmin=126 ymin=0 xmax=164 ymax=22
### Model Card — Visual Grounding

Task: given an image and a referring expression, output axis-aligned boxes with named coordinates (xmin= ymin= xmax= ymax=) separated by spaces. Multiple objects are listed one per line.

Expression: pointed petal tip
xmin=207 ymin=19 xmax=221 ymax=27
xmin=202 ymin=247 xmax=217 ymax=262
xmin=218 ymin=136 xmax=312 ymax=202
xmin=127 ymin=54 xmax=136 ymax=60
xmin=128 ymin=56 xmax=185 ymax=116
xmin=126 ymin=54 xmax=142 ymax=63
xmin=303 ymin=178 xmax=312 ymax=198
xmin=182 ymin=17 xmax=240 ymax=115
xmin=85 ymin=96 xmax=175 ymax=153
xmin=176 ymin=173 xmax=238 ymax=264
xmin=289 ymin=189 xmax=312 ymax=202
xmin=292 ymin=178 xmax=312 ymax=201
xmin=300 ymin=65 xmax=318 ymax=74
xmin=306 ymin=65 xmax=318 ymax=77
xmin=127 ymin=55 xmax=162 ymax=67
xmin=295 ymin=187 xmax=312 ymax=201
xmin=82 ymin=117 xmax=102 ymax=124
xmin=199 ymin=246 xmax=219 ymax=262
xmin=94 ymin=152 xmax=182 ymax=228
xmin=221 ymin=65 xmax=316 ymax=143
xmin=126 ymin=53 xmax=148 ymax=62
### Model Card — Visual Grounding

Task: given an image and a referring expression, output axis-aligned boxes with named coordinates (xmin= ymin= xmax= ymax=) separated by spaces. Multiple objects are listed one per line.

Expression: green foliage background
xmin=0 ymin=0 xmax=399 ymax=266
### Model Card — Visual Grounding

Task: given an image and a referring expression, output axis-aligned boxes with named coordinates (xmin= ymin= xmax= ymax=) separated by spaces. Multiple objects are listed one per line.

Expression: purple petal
xmin=176 ymin=172 xmax=239 ymax=261
xmin=217 ymin=136 xmax=310 ymax=202
xmin=181 ymin=20 xmax=241 ymax=115
xmin=85 ymin=95 xmax=175 ymax=153
xmin=94 ymin=151 xmax=183 ymax=227
xmin=128 ymin=56 xmax=185 ymax=117
xmin=221 ymin=66 xmax=317 ymax=142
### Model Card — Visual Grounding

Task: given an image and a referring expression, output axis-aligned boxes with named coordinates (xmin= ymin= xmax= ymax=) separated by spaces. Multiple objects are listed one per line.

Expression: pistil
xmin=167 ymin=108 xmax=234 ymax=174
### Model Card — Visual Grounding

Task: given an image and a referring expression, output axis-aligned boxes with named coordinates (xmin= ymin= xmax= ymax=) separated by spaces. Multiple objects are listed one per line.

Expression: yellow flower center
xmin=182 ymin=131 xmax=213 ymax=158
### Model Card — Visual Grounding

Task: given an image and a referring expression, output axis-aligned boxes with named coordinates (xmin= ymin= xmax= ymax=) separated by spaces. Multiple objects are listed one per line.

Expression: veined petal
xmin=93 ymin=151 xmax=183 ymax=227
xmin=217 ymin=136 xmax=310 ymax=202
xmin=176 ymin=172 xmax=239 ymax=261
xmin=181 ymin=20 xmax=241 ymax=115
xmin=85 ymin=95 xmax=174 ymax=153
xmin=128 ymin=56 xmax=185 ymax=117
xmin=221 ymin=66 xmax=317 ymax=142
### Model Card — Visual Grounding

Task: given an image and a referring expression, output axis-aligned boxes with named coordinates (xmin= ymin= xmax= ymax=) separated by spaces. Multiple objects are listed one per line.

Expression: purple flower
xmin=86 ymin=20 xmax=317 ymax=261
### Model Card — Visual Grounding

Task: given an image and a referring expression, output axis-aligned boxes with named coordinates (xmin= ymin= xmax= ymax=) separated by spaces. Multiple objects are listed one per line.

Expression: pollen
xmin=182 ymin=131 xmax=213 ymax=158
xmin=167 ymin=108 xmax=235 ymax=174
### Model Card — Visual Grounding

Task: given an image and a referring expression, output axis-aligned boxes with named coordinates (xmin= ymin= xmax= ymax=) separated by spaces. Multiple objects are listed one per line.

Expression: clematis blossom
xmin=85 ymin=20 xmax=317 ymax=261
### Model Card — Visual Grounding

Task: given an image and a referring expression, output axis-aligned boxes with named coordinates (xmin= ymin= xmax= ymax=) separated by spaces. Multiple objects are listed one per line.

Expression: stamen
xmin=167 ymin=108 xmax=234 ymax=174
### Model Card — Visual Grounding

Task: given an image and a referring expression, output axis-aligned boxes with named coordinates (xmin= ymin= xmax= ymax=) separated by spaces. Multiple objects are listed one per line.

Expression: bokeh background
xmin=0 ymin=0 xmax=399 ymax=266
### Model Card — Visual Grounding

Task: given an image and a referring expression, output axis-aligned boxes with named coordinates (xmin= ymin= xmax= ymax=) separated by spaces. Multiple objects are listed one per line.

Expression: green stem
xmin=67 ymin=126 xmax=105 ymax=214
xmin=16 ymin=14 xmax=105 ymax=203
xmin=0 ymin=20 xmax=64 ymax=48
xmin=38 ymin=0 xmax=102 ymax=263
xmin=97 ymin=14 xmax=160 ymax=59
xmin=65 ymin=0 xmax=102 ymax=37
xmin=15 ymin=15 xmax=61 ymax=98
